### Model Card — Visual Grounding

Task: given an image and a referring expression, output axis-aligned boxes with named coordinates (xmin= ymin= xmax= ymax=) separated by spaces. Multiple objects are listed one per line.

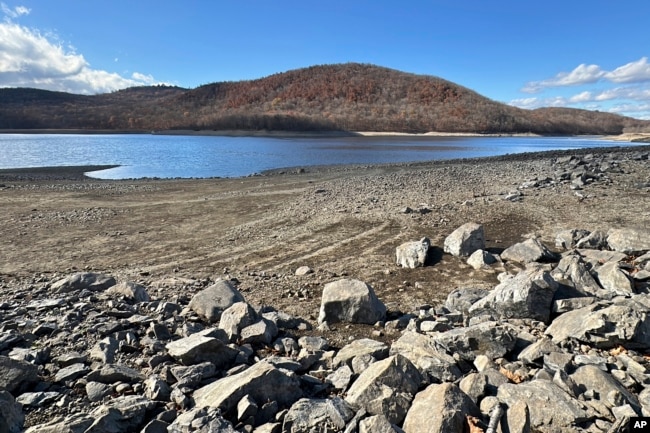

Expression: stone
xmin=0 ymin=355 xmax=39 ymax=394
xmin=193 ymin=361 xmax=303 ymax=416
xmin=466 ymin=249 xmax=497 ymax=269
xmin=85 ymin=395 xmax=156 ymax=433
xmin=219 ymin=302 xmax=258 ymax=341
xmin=570 ymin=365 xmax=641 ymax=412
xmin=8 ymin=346 xmax=50 ymax=365
xmin=50 ymin=272 xmax=116 ymax=293
xmin=500 ymin=237 xmax=558 ymax=264
xmin=294 ymin=266 xmax=313 ymax=276
xmin=188 ymin=279 xmax=245 ymax=323
xmin=167 ymin=407 xmax=237 ymax=433
xmin=24 ymin=413 xmax=94 ymax=433
xmin=86 ymin=364 xmax=145 ymax=384
xmin=237 ymin=394 xmax=258 ymax=422
xmin=500 ymin=400 xmax=531 ymax=433
xmin=346 ymin=355 xmax=422 ymax=424
xmin=89 ymin=336 xmax=119 ymax=364
xmin=444 ymin=287 xmax=489 ymax=315
xmin=104 ymin=281 xmax=150 ymax=303
xmin=496 ymin=380 xmax=589 ymax=431
xmin=166 ymin=333 xmax=238 ymax=367
xmin=326 ymin=365 xmax=354 ymax=390
xmin=282 ymin=397 xmax=354 ymax=432
xmin=459 ymin=372 xmax=487 ymax=404
xmin=144 ymin=376 xmax=171 ymax=401
xmin=517 ymin=337 xmax=562 ymax=365
xmin=552 ymin=253 xmax=609 ymax=298
xmin=433 ymin=321 xmax=517 ymax=361
xmin=86 ymin=381 xmax=113 ymax=402
xmin=240 ymin=319 xmax=278 ymax=345
xmin=607 ymin=228 xmax=650 ymax=255
xmin=575 ymin=230 xmax=608 ymax=250
xmin=389 ymin=331 xmax=461 ymax=383
xmin=395 ymin=237 xmax=430 ymax=268
xmin=468 ymin=265 xmax=558 ymax=323
xmin=359 ymin=414 xmax=405 ymax=433
xmin=0 ymin=391 xmax=24 ymax=433
xmin=333 ymin=339 xmax=389 ymax=368
xmin=555 ymin=228 xmax=591 ymax=250
xmin=443 ymin=222 xmax=485 ymax=257
xmin=317 ymin=279 xmax=386 ymax=325
xmin=298 ymin=336 xmax=330 ymax=352
xmin=54 ymin=363 xmax=89 ymax=383
xmin=596 ymin=261 xmax=634 ymax=296
xmin=16 ymin=391 xmax=60 ymax=407
xmin=545 ymin=296 xmax=650 ymax=349
xmin=402 ymin=383 xmax=480 ymax=433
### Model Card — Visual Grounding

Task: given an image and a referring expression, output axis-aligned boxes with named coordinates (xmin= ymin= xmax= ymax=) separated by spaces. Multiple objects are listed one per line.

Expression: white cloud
xmin=0 ymin=16 xmax=161 ymax=94
xmin=604 ymin=57 xmax=650 ymax=84
xmin=522 ymin=64 xmax=604 ymax=93
xmin=1 ymin=2 xmax=30 ymax=19
xmin=569 ymin=91 xmax=593 ymax=103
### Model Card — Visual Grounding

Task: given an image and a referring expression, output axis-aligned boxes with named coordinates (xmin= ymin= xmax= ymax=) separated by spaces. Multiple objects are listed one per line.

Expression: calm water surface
xmin=0 ymin=133 xmax=632 ymax=179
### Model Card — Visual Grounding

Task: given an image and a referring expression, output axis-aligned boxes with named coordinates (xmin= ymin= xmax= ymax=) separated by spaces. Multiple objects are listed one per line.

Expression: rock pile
xmin=1 ymin=223 xmax=650 ymax=433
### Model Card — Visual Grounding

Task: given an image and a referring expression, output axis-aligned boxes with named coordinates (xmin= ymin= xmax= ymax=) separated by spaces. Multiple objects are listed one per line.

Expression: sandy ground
xmin=1 ymin=146 xmax=649 ymax=344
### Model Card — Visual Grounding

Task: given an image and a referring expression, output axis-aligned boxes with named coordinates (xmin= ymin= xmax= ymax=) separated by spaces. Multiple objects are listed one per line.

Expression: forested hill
xmin=1 ymin=63 xmax=649 ymax=135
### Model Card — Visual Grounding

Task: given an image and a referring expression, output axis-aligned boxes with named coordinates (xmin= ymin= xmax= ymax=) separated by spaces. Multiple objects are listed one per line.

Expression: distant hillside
xmin=1 ymin=63 xmax=649 ymax=134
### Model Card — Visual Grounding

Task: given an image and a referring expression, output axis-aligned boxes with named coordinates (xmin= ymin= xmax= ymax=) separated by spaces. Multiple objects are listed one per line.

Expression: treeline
xmin=1 ymin=64 xmax=649 ymax=135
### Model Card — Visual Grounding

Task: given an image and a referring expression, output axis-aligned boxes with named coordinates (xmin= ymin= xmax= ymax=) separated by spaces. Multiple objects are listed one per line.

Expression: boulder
xmin=555 ymin=228 xmax=591 ymax=250
xmin=50 ymin=272 xmax=116 ymax=293
xmin=466 ymin=249 xmax=497 ymax=269
xmin=570 ymin=365 xmax=641 ymax=412
xmin=389 ymin=331 xmax=461 ymax=383
xmin=86 ymin=364 xmax=145 ymax=384
xmin=295 ymin=265 xmax=313 ymax=276
xmin=188 ymin=280 xmax=245 ymax=323
xmin=595 ymin=261 xmax=634 ymax=296
xmin=282 ymin=397 xmax=354 ymax=432
xmin=85 ymin=395 xmax=156 ymax=433
xmin=395 ymin=237 xmax=430 ymax=268
xmin=318 ymin=279 xmax=386 ymax=325
xmin=433 ymin=321 xmax=517 ymax=361
xmin=468 ymin=265 xmax=559 ymax=323
xmin=166 ymin=407 xmax=237 ymax=433
xmin=444 ymin=287 xmax=489 ymax=315
xmin=402 ymin=383 xmax=480 ymax=433
xmin=552 ymin=253 xmax=609 ymax=298
xmin=104 ymin=281 xmax=150 ymax=302
xmin=166 ymin=333 xmax=238 ymax=367
xmin=545 ymin=296 xmax=650 ymax=349
xmin=345 ymin=355 xmax=422 ymax=424
xmin=193 ymin=361 xmax=302 ymax=415
xmin=219 ymin=302 xmax=258 ymax=341
xmin=500 ymin=237 xmax=558 ymax=264
xmin=607 ymin=228 xmax=650 ymax=255
xmin=359 ymin=414 xmax=405 ymax=433
xmin=443 ymin=222 xmax=485 ymax=257
xmin=575 ymin=230 xmax=608 ymax=250
xmin=497 ymin=380 xmax=590 ymax=431
xmin=0 ymin=391 xmax=24 ymax=433
xmin=240 ymin=319 xmax=278 ymax=345
xmin=0 ymin=355 xmax=39 ymax=394
xmin=333 ymin=338 xmax=389 ymax=368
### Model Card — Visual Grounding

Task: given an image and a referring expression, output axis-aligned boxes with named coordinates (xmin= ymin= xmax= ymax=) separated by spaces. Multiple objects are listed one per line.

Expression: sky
xmin=1 ymin=1 xmax=650 ymax=119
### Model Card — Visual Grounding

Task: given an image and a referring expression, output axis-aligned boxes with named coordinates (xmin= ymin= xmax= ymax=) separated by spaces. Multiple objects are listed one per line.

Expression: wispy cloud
xmin=522 ymin=57 xmax=650 ymax=94
xmin=0 ymin=7 xmax=161 ymax=94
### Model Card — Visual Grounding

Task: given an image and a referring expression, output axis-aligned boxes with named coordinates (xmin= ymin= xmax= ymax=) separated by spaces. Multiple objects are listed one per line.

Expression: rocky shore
xmin=1 ymin=146 xmax=650 ymax=432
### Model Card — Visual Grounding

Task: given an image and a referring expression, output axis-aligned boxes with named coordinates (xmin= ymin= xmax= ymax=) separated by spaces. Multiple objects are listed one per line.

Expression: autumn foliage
xmin=1 ymin=63 xmax=648 ymax=134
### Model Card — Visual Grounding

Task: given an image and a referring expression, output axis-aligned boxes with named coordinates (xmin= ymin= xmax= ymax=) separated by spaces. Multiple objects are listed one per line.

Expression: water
xmin=0 ymin=133 xmax=632 ymax=179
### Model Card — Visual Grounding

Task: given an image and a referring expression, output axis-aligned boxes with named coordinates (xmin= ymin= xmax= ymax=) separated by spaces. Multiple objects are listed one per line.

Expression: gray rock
xmin=444 ymin=287 xmax=489 ymax=315
xmin=395 ymin=237 xmax=430 ymax=268
xmin=50 ymin=272 xmax=116 ymax=293
xmin=433 ymin=321 xmax=517 ymax=361
xmin=295 ymin=266 xmax=313 ymax=276
xmin=8 ymin=346 xmax=50 ymax=365
xmin=466 ymin=249 xmax=497 ymax=269
xmin=167 ymin=407 xmax=237 ymax=433
xmin=193 ymin=361 xmax=302 ymax=415
xmin=237 ymin=394 xmax=258 ymax=422
xmin=389 ymin=331 xmax=461 ymax=384
xmin=359 ymin=414 xmax=405 ymax=433
xmin=459 ymin=372 xmax=487 ymax=404
xmin=469 ymin=266 xmax=558 ymax=323
xmin=54 ymin=363 xmax=89 ymax=383
xmin=240 ymin=319 xmax=278 ymax=345
xmin=575 ymin=230 xmax=608 ymax=250
xmin=104 ymin=281 xmax=150 ymax=302
xmin=188 ymin=279 xmax=245 ymax=323
xmin=318 ymin=279 xmax=386 ymax=325
xmin=443 ymin=222 xmax=485 ymax=257
xmin=345 ymin=355 xmax=422 ymax=424
xmin=219 ymin=302 xmax=258 ymax=341
xmin=596 ymin=261 xmax=634 ymax=295
xmin=23 ymin=413 xmax=94 ymax=433
xmin=555 ymin=228 xmax=591 ymax=250
xmin=326 ymin=365 xmax=354 ymax=391
xmin=144 ymin=376 xmax=171 ymax=401
xmin=282 ymin=397 xmax=354 ymax=432
xmin=517 ymin=337 xmax=562 ymax=365
xmin=552 ymin=253 xmax=608 ymax=298
xmin=402 ymin=383 xmax=480 ymax=433
xmin=607 ymin=228 xmax=650 ymax=255
xmin=500 ymin=399 xmax=531 ymax=433
xmin=500 ymin=237 xmax=558 ymax=264
xmin=545 ymin=296 xmax=650 ymax=349
xmin=0 ymin=355 xmax=39 ymax=394
xmin=86 ymin=364 xmax=145 ymax=384
xmin=496 ymin=380 xmax=589 ymax=431
xmin=86 ymin=381 xmax=113 ymax=402
xmin=0 ymin=391 xmax=23 ymax=433
xmin=333 ymin=339 xmax=389 ymax=368
xmin=89 ymin=336 xmax=119 ymax=364
xmin=16 ymin=391 xmax=60 ymax=407
xmin=85 ymin=395 xmax=156 ymax=433
xmin=570 ymin=365 xmax=641 ymax=412
xmin=166 ymin=333 xmax=238 ymax=367
xmin=298 ymin=336 xmax=330 ymax=352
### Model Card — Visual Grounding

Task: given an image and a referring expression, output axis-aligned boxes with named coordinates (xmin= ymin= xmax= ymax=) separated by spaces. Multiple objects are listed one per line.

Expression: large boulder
xmin=333 ymin=338 xmax=389 ymax=368
xmin=500 ymin=237 xmax=558 ymax=264
xmin=432 ymin=321 xmax=517 ymax=361
xmin=50 ymin=272 xmax=116 ymax=293
xmin=318 ymin=279 xmax=386 ymax=325
xmin=0 ymin=355 xmax=39 ymax=394
xmin=443 ymin=223 xmax=485 ymax=257
xmin=570 ymin=365 xmax=641 ymax=413
xmin=468 ymin=265 xmax=559 ymax=323
xmin=595 ymin=261 xmax=634 ymax=296
xmin=396 ymin=237 xmax=430 ymax=268
xmin=282 ymin=397 xmax=354 ymax=432
xmin=188 ymin=280 xmax=245 ymax=323
xmin=607 ymin=228 xmax=650 ymax=255
xmin=545 ymin=296 xmax=650 ymax=349
xmin=193 ymin=361 xmax=302 ymax=416
xmin=389 ymin=331 xmax=461 ymax=384
xmin=402 ymin=383 xmax=480 ymax=433
xmin=103 ymin=281 xmax=150 ymax=302
xmin=0 ymin=391 xmax=23 ymax=433
xmin=85 ymin=395 xmax=156 ymax=433
xmin=552 ymin=253 xmax=609 ymax=298
xmin=444 ymin=287 xmax=489 ymax=315
xmin=166 ymin=333 xmax=238 ymax=367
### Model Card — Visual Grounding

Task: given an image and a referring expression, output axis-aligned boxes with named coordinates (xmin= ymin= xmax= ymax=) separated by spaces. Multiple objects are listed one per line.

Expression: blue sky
xmin=2 ymin=1 xmax=650 ymax=119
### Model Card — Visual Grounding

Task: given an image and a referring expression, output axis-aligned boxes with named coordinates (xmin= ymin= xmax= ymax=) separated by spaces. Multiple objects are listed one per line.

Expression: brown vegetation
xmin=1 ymin=63 xmax=649 ymax=134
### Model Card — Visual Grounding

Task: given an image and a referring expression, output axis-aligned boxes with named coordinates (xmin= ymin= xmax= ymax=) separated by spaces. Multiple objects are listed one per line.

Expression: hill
xmin=1 ymin=63 xmax=649 ymax=134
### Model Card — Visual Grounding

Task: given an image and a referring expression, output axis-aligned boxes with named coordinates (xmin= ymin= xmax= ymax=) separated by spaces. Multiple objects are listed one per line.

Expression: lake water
xmin=0 ymin=133 xmax=633 ymax=179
